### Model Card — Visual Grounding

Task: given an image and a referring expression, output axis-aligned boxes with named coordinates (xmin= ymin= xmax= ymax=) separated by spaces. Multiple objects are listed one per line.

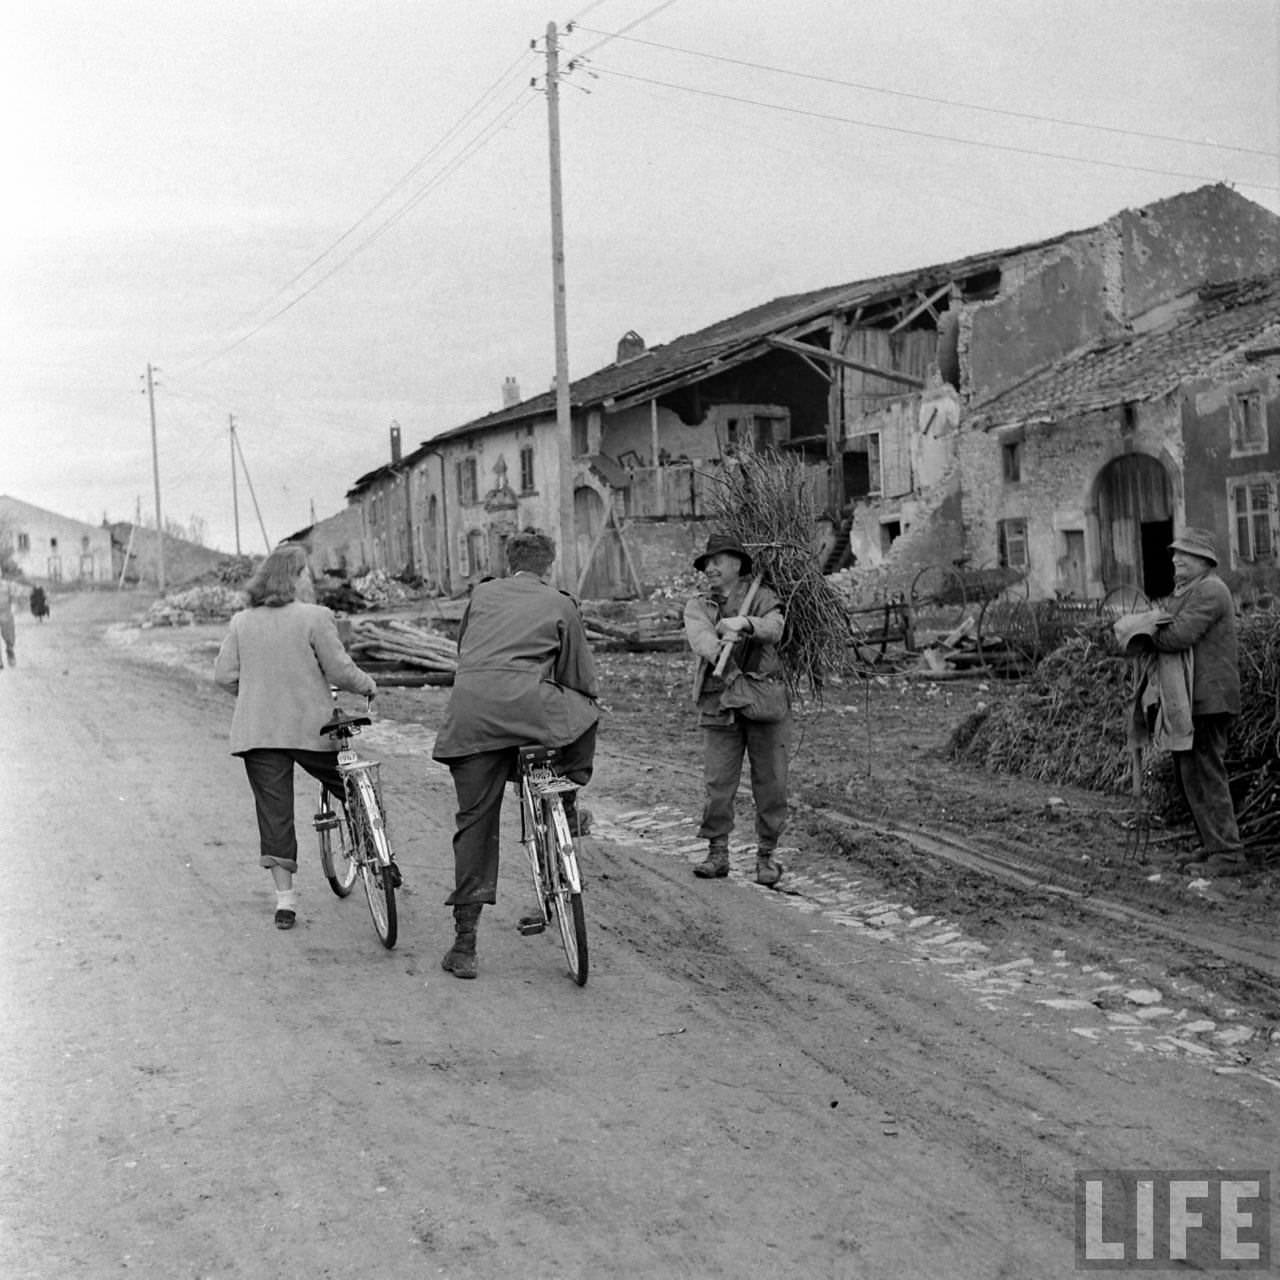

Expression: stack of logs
xmin=346 ymin=618 xmax=457 ymax=685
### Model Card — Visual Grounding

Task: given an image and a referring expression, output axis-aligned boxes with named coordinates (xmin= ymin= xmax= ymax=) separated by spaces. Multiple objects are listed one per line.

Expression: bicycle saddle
xmin=322 ymin=710 xmax=372 ymax=735
xmin=518 ymin=744 xmax=559 ymax=770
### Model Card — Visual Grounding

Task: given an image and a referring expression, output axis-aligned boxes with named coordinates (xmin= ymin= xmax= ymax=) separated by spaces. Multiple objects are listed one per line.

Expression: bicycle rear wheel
xmin=318 ymin=786 xmax=358 ymax=897
xmin=545 ymin=795 xmax=588 ymax=986
xmin=350 ymin=772 xmax=397 ymax=949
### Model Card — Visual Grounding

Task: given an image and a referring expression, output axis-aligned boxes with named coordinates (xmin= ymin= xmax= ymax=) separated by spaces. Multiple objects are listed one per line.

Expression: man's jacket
xmin=1151 ymin=571 xmax=1240 ymax=716
xmin=432 ymin=574 xmax=599 ymax=760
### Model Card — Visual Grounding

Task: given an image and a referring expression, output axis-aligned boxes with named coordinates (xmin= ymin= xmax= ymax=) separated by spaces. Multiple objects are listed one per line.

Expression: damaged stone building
xmin=323 ymin=183 xmax=1280 ymax=602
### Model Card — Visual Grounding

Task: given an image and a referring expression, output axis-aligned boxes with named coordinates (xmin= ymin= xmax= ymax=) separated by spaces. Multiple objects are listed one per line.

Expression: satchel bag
xmin=719 ymin=672 xmax=789 ymax=723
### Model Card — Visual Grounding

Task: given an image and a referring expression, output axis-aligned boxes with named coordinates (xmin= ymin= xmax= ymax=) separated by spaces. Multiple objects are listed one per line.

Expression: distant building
xmin=0 ymin=495 xmax=113 ymax=584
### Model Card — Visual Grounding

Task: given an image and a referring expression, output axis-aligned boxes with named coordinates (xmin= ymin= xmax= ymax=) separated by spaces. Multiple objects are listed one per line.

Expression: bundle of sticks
xmin=703 ymin=448 xmax=852 ymax=697
xmin=347 ymin=618 xmax=458 ymax=672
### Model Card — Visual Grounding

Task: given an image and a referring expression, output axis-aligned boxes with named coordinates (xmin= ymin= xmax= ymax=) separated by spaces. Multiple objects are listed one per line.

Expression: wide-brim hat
xmin=1168 ymin=527 xmax=1218 ymax=566
xmin=694 ymin=533 xmax=753 ymax=575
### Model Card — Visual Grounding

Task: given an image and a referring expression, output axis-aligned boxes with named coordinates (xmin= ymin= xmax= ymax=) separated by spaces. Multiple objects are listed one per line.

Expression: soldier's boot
xmin=441 ymin=903 xmax=482 ymax=979
xmin=693 ymin=840 xmax=730 ymax=879
xmin=755 ymin=848 xmax=784 ymax=888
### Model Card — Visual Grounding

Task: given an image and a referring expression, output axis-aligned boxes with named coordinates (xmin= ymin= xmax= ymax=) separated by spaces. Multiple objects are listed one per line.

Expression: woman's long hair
xmin=244 ymin=543 xmax=309 ymax=607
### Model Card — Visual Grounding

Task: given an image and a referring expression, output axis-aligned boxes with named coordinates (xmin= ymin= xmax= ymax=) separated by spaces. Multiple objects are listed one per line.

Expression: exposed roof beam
xmin=890 ymin=283 xmax=953 ymax=334
xmin=766 ymin=336 xmax=925 ymax=388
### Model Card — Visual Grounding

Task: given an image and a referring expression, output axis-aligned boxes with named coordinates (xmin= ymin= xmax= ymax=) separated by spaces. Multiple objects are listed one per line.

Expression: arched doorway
xmin=1094 ymin=455 xmax=1175 ymax=598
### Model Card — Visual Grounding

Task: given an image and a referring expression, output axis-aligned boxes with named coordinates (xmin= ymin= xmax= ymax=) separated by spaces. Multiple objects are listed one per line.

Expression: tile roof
xmin=417 ymin=226 xmax=1087 ymax=451
xmin=971 ymin=271 xmax=1280 ymax=428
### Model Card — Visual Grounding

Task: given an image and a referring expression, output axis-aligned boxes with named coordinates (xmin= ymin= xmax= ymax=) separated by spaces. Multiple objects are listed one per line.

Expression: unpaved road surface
xmin=1 ymin=594 xmax=1276 ymax=1278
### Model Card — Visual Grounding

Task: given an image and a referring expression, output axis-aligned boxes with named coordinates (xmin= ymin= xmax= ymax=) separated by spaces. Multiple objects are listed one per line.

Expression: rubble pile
xmin=141 ymin=583 xmax=246 ymax=627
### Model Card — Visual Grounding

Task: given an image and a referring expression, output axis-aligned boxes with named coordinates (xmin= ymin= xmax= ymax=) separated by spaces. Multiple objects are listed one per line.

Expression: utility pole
xmin=229 ymin=415 xmax=242 ymax=555
xmin=545 ymin=22 xmax=578 ymax=590
xmin=231 ymin=426 xmax=272 ymax=552
xmin=143 ymin=362 xmax=166 ymax=592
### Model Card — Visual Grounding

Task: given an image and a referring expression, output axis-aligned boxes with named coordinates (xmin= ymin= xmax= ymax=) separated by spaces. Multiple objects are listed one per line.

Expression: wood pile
xmin=948 ymin=610 xmax=1280 ymax=854
xmin=346 ymin=618 xmax=457 ymax=685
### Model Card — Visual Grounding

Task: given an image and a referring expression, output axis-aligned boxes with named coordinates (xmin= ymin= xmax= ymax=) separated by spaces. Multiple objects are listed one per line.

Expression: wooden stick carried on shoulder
xmin=712 ymin=575 xmax=762 ymax=677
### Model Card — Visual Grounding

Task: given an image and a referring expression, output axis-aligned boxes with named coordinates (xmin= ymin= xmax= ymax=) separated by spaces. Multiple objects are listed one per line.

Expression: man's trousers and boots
xmin=442 ymin=903 xmax=482 ymax=979
xmin=693 ymin=714 xmax=789 ymax=884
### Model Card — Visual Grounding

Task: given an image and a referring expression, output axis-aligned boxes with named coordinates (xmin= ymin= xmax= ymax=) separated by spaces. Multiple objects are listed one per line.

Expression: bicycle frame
xmin=316 ymin=696 xmax=399 ymax=949
xmin=516 ymin=745 xmax=588 ymax=984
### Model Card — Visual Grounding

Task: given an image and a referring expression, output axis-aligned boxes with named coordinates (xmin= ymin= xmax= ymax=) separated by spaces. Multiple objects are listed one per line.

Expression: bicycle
xmin=514 ymin=745 xmax=589 ymax=986
xmin=313 ymin=696 xmax=401 ymax=949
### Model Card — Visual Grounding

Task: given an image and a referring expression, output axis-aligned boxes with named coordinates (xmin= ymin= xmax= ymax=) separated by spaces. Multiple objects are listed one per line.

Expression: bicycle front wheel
xmin=350 ymin=773 xmax=397 ymax=949
xmin=318 ymin=787 xmax=358 ymax=898
xmin=545 ymin=796 xmax=588 ymax=986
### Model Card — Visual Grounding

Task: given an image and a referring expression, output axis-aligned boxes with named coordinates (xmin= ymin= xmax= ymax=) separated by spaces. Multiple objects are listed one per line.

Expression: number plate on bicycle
xmin=337 ymin=749 xmax=358 ymax=765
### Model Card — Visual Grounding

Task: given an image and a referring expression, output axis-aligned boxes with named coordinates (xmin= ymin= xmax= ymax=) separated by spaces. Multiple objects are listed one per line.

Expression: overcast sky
xmin=3 ymin=0 xmax=1277 ymax=555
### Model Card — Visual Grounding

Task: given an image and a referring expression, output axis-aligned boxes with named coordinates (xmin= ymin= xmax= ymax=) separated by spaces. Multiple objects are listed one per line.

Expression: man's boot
xmin=441 ymin=903 xmax=482 ymax=979
xmin=755 ymin=849 xmax=784 ymax=888
xmin=693 ymin=840 xmax=730 ymax=879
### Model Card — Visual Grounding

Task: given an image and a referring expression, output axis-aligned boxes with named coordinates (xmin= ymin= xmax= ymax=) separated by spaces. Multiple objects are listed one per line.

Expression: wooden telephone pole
xmin=143 ymin=362 xmax=166 ymax=592
xmin=229 ymin=415 xmax=242 ymax=556
xmin=545 ymin=22 xmax=578 ymax=590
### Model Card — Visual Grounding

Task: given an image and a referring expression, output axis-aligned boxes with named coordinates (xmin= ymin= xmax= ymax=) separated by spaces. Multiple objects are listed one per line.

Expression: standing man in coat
xmin=683 ymin=533 xmax=790 ymax=887
xmin=432 ymin=531 xmax=599 ymax=979
xmin=1151 ymin=528 xmax=1246 ymax=876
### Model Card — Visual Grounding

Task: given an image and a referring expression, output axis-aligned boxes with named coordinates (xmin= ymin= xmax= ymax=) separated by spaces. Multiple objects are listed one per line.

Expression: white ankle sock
xmin=276 ymin=887 xmax=298 ymax=911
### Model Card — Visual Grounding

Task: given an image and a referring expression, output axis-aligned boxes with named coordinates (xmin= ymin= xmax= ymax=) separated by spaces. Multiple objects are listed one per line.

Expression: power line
xmin=174 ymin=52 xmax=539 ymax=375
xmin=570 ymin=25 xmax=1274 ymax=159
xmin=586 ymin=64 xmax=1280 ymax=193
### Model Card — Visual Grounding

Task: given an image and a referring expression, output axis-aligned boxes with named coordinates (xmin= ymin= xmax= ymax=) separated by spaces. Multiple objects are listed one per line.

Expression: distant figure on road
xmin=431 ymin=530 xmax=599 ymax=980
xmin=683 ymin=533 xmax=790 ymax=887
xmin=0 ymin=581 xmax=16 ymax=667
xmin=214 ymin=543 xmax=378 ymax=930
xmin=29 ymin=585 xmax=49 ymax=622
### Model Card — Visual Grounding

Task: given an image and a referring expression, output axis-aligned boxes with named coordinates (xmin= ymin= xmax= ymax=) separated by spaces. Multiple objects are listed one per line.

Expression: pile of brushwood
xmin=701 ymin=448 xmax=853 ymax=697
xmin=949 ymin=610 xmax=1280 ymax=852
xmin=346 ymin=617 xmax=457 ymax=680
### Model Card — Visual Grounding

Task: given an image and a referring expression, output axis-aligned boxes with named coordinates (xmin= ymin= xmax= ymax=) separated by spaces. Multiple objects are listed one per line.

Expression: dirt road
xmin=1 ymin=595 xmax=1275 ymax=1278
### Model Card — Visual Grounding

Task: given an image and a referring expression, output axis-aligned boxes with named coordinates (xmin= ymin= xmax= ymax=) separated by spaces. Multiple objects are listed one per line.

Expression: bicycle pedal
xmin=516 ymin=918 xmax=546 ymax=936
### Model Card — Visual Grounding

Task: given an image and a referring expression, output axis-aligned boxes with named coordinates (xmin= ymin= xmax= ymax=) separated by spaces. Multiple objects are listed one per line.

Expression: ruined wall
xmin=1120 ymin=186 xmax=1280 ymax=320
xmin=963 ymin=239 xmax=1114 ymax=403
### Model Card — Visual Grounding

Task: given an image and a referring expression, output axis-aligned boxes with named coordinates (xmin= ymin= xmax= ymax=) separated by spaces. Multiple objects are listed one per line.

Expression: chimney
xmin=389 ymin=421 xmax=402 ymax=464
xmin=501 ymin=376 xmax=521 ymax=408
xmin=616 ymin=330 xmax=645 ymax=362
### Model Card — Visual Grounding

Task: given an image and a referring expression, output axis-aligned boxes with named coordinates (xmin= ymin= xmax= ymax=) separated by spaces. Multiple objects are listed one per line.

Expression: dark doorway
xmin=1094 ymin=455 xmax=1174 ymax=597
xmin=1140 ymin=518 xmax=1175 ymax=599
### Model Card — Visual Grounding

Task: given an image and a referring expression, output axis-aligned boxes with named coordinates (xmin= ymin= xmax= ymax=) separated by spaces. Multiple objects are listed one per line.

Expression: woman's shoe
xmin=274 ymin=908 xmax=297 ymax=930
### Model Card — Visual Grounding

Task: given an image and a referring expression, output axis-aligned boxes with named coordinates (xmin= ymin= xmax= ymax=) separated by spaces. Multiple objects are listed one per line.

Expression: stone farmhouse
xmin=0 ymin=495 xmax=114 ymax=585
xmin=314 ymin=183 xmax=1280 ymax=603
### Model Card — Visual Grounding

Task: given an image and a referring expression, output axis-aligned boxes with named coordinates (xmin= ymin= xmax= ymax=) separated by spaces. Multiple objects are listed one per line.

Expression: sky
xmin=2 ymin=0 xmax=1277 ymax=555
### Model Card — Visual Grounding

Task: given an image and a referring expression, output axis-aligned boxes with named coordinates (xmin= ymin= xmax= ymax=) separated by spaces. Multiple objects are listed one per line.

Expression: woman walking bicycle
xmin=215 ymin=543 xmax=381 ymax=930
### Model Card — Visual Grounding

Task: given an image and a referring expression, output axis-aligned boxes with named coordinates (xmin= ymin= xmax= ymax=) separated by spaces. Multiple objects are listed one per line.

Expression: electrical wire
xmin=567 ymin=0 xmax=683 ymax=62
xmin=587 ymin=64 xmax=1280 ymax=193
xmin=570 ymin=25 xmax=1274 ymax=159
xmin=173 ymin=53 xmax=539 ymax=376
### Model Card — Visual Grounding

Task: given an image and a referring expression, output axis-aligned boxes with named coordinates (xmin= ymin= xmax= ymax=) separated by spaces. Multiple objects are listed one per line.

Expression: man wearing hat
xmin=1149 ymin=527 xmax=1246 ymax=875
xmin=683 ymin=532 xmax=790 ymax=886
